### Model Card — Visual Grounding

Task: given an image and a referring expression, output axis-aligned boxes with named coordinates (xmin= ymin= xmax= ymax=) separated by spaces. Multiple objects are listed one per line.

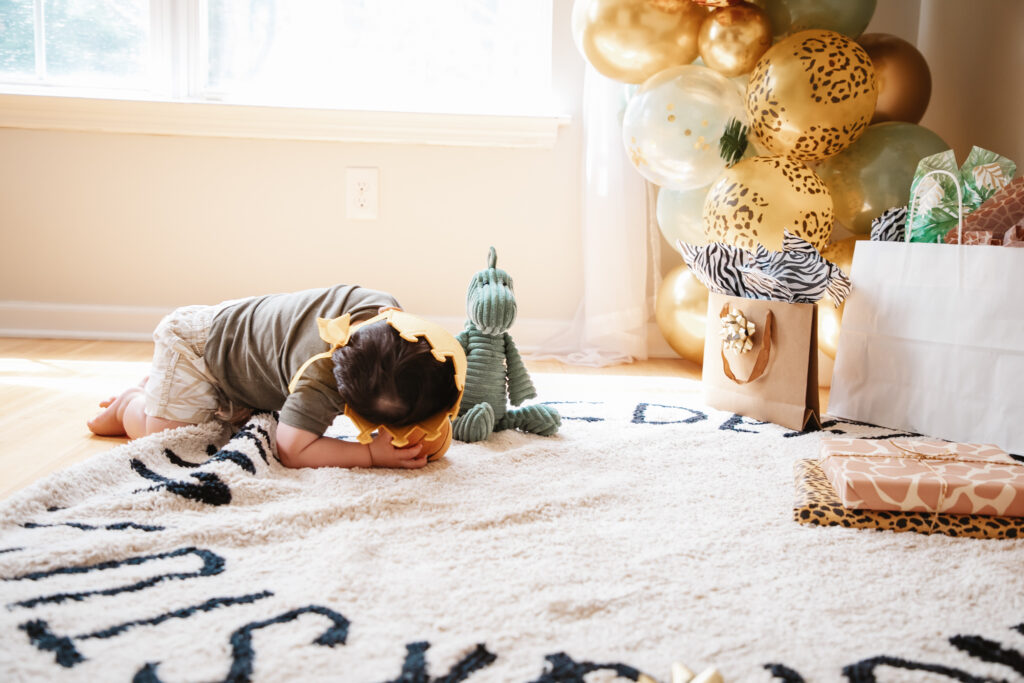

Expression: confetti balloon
xmin=698 ymin=2 xmax=773 ymax=77
xmin=858 ymin=33 xmax=932 ymax=124
xmin=815 ymin=121 xmax=949 ymax=234
xmin=761 ymin=0 xmax=877 ymax=39
xmin=657 ymin=185 xmax=712 ymax=246
xmin=655 ymin=264 xmax=709 ymax=364
xmin=571 ymin=0 xmax=706 ymax=84
xmin=622 ymin=64 xmax=746 ymax=190
xmin=745 ymin=30 xmax=878 ymax=162
xmin=703 ymin=154 xmax=834 ymax=251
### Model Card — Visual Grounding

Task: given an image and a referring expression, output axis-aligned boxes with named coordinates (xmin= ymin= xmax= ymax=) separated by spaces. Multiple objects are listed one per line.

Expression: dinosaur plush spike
xmin=453 ymin=247 xmax=560 ymax=442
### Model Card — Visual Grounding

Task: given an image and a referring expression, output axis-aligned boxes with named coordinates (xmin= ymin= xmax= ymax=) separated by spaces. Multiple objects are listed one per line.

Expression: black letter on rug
xmin=763 ymin=662 xmax=806 ymax=682
xmin=385 ymin=641 xmax=497 ymax=683
xmin=841 ymin=655 xmax=993 ymax=683
xmin=19 ymin=591 xmax=273 ymax=668
xmin=632 ymin=403 xmax=706 ymax=425
xmin=949 ymin=634 xmax=1024 ymax=676
xmin=131 ymin=460 xmax=232 ymax=506
xmin=134 ymin=605 xmax=350 ymax=683
xmin=6 ymin=546 xmax=224 ymax=609
xmin=719 ymin=413 xmax=770 ymax=433
xmin=531 ymin=652 xmax=644 ymax=682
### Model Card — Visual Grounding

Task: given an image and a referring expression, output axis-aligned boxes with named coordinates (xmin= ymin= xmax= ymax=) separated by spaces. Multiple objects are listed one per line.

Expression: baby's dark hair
xmin=332 ymin=320 xmax=460 ymax=427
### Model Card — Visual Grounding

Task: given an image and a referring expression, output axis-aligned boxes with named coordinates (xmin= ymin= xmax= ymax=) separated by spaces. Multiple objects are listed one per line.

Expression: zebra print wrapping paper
xmin=676 ymin=231 xmax=851 ymax=306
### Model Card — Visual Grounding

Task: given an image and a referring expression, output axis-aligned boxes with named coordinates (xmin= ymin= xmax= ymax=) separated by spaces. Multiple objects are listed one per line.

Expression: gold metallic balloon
xmin=820 ymin=235 xmax=861 ymax=276
xmin=572 ymin=0 xmax=706 ymax=84
xmin=703 ymin=154 xmax=834 ymax=251
xmin=816 ymin=236 xmax=866 ymax=359
xmin=858 ymin=33 xmax=932 ymax=124
xmin=698 ymin=3 xmax=773 ymax=77
xmin=656 ymin=264 xmax=710 ymax=364
xmin=815 ymin=122 xmax=949 ymax=234
xmin=745 ymin=30 xmax=878 ymax=161
xmin=761 ymin=0 xmax=876 ymax=38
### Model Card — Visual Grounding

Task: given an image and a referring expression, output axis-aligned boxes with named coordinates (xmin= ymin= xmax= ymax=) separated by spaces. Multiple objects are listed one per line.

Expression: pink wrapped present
xmin=818 ymin=437 xmax=1024 ymax=517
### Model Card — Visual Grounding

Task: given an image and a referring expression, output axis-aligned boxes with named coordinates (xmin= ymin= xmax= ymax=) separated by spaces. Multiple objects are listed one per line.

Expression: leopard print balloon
xmin=746 ymin=30 xmax=877 ymax=162
xmin=703 ymin=154 xmax=834 ymax=252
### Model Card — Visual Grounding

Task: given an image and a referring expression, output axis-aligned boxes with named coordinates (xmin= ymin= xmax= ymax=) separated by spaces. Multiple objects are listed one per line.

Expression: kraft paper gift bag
xmin=830 ymin=171 xmax=1024 ymax=453
xmin=703 ymin=292 xmax=820 ymax=432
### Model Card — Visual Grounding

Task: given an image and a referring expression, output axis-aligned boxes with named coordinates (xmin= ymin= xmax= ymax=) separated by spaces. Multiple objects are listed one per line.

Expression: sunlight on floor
xmin=0 ymin=357 xmax=150 ymax=393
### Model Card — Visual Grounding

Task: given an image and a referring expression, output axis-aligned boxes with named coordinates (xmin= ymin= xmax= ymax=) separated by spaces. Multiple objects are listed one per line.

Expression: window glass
xmin=0 ymin=0 xmax=36 ymax=78
xmin=0 ymin=0 xmax=553 ymax=116
xmin=43 ymin=0 xmax=149 ymax=87
xmin=204 ymin=0 xmax=553 ymax=115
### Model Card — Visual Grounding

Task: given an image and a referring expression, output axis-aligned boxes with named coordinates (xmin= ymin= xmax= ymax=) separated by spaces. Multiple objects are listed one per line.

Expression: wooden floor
xmin=0 ymin=338 xmax=704 ymax=501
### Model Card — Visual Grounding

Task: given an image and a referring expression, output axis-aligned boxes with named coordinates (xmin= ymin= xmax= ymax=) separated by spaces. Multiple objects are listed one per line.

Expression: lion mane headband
xmin=288 ymin=309 xmax=466 ymax=448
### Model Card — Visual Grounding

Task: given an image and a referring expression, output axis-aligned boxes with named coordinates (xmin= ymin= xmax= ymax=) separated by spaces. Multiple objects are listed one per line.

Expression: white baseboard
xmin=0 ymin=302 xmax=680 ymax=359
xmin=0 ymin=301 xmax=171 ymax=342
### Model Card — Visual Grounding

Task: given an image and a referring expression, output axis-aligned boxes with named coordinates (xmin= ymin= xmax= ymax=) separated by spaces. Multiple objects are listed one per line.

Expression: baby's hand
xmin=368 ymin=432 xmax=427 ymax=469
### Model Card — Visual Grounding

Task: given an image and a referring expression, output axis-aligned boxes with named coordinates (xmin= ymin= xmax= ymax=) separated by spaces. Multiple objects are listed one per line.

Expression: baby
xmin=88 ymin=284 xmax=464 ymax=469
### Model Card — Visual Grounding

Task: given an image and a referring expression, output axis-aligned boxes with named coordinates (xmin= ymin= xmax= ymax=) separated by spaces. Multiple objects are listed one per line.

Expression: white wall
xmin=2 ymin=0 xmax=1020 ymax=351
xmin=0 ymin=2 xmax=585 ymax=346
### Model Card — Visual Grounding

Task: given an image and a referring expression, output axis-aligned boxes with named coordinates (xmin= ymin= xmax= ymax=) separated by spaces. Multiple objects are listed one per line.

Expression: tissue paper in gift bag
xmin=907 ymin=146 xmax=1016 ymax=243
xmin=703 ymin=293 xmax=820 ymax=432
xmin=817 ymin=437 xmax=1024 ymax=516
xmin=943 ymin=175 xmax=1024 ymax=245
xmin=793 ymin=459 xmax=1024 ymax=539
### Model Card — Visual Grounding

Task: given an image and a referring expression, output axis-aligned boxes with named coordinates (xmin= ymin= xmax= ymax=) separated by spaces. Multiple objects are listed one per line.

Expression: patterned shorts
xmin=145 ymin=303 xmax=250 ymax=425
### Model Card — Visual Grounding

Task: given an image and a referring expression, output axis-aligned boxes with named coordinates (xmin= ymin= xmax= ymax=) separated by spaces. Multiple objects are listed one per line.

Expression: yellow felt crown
xmin=288 ymin=309 xmax=466 ymax=448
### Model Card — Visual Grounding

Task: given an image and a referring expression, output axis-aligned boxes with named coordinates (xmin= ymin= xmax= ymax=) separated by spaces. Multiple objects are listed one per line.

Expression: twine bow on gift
xmin=821 ymin=440 xmax=1024 ymax=530
xmin=719 ymin=304 xmax=773 ymax=385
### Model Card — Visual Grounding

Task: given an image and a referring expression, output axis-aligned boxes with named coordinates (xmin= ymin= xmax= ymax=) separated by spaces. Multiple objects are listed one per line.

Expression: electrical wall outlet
xmin=346 ymin=167 xmax=379 ymax=220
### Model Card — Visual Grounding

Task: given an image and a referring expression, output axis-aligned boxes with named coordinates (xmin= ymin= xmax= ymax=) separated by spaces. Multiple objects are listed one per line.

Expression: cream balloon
xmin=657 ymin=185 xmax=712 ymax=246
xmin=655 ymin=264 xmax=710 ymax=364
xmin=571 ymin=0 xmax=706 ymax=84
xmin=622 ymin=64 xmax=746 ymax=191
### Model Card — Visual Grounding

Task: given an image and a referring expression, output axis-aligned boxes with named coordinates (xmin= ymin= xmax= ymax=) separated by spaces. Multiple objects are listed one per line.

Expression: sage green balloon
xmin=761 ymin=0 xmax=877 ymax=38
xmin=815 ymin=121 xmax=949 ymax=235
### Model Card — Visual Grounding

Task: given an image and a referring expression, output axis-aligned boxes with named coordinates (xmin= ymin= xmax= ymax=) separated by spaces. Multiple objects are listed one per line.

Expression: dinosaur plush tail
xmin=497 ymin=405 xmax=561 ymax=437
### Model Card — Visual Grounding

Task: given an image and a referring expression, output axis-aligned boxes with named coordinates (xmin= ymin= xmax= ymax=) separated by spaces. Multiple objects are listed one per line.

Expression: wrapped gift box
xmin=817 ymin=437 xmax=1024 ymax=517
xmin=793 ymin=459 xmax=1024 ymax=539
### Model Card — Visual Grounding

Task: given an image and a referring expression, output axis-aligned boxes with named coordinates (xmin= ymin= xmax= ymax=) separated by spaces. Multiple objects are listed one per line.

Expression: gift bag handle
xmin=719 ymin=304 xmax=774 ymax=385
xmin=906 ymin=169 xmax=964 ymax=243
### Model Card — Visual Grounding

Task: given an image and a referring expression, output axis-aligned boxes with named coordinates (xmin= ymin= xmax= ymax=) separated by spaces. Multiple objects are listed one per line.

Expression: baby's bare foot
xmin=87 ymin=387 xmax=143 ymax=436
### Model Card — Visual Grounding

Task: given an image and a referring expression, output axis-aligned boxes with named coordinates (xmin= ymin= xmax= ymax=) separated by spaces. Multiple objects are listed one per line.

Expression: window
xmin=0 ymin=0 xmax=554 ymax=117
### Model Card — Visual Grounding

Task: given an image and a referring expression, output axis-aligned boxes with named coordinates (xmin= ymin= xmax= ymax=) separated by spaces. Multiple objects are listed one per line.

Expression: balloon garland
xmin=571 ymin=0 xmax=940 ymax=363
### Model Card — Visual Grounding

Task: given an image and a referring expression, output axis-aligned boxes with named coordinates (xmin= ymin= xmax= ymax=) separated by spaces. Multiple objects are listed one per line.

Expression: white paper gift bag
xmin=830 ymin=171 xmax=1024 ymax=453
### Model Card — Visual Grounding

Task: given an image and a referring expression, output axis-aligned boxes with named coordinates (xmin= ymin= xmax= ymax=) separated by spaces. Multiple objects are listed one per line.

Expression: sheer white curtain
xmin=535 ymin=65 xmax=659 ymax=366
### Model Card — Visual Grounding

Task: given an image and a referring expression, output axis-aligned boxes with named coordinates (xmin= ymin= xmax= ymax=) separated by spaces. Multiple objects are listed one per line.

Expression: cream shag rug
xmin=1 ymin=374 xmax=1023 ymax=683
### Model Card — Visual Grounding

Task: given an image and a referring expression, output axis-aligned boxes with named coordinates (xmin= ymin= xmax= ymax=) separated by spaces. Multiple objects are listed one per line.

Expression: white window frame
xmin=0 ymin=0 xmax=569 ymax=148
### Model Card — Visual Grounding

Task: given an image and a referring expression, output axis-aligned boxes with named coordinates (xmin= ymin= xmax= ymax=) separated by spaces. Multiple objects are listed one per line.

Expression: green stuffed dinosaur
xmin=452 ymin=247 xmax=561 ymax=442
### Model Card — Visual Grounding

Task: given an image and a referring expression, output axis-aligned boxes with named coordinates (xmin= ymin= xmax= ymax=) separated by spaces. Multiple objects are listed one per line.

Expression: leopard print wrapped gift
xmin=794 ymin=460 xmax=1024 ymax=540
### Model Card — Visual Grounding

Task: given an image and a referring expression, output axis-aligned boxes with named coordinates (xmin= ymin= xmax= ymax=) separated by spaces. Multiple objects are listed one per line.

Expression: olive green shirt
xmin=203 ymin=284 xmax=399 ymax=435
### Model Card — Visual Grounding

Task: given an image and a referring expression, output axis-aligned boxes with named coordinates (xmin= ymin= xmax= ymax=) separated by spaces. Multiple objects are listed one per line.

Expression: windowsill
xmin=0 ymin=92 xmax=572 ymax=148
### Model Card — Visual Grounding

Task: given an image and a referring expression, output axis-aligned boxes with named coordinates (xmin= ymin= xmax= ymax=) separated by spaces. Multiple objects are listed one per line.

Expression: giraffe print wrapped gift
xmin=817 ymin=438 xmax=1024 ymax=517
